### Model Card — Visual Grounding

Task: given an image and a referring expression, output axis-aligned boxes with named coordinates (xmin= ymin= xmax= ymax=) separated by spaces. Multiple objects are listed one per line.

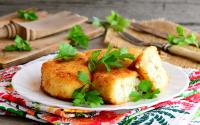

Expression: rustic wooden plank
xmin=0 ymin=1 xmax=200 ymax=24
xmin=1 ymin=0 xmax=200 ymax=4
xmin=0 ymin=10 xmax=48 ymax=28
xmin=0 ymin=23 xmax=104 ymax=68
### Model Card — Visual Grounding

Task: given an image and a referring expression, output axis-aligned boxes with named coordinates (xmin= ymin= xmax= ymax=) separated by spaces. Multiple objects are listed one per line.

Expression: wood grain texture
xmin=0 ymin=0 xmax=200 ymax=32
xmin=0 ymin=23 xmax=104 ymax=68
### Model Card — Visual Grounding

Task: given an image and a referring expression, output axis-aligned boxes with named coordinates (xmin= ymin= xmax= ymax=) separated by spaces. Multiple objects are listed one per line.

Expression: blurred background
xmin=0 ymin=0 xmax=200 ymax=31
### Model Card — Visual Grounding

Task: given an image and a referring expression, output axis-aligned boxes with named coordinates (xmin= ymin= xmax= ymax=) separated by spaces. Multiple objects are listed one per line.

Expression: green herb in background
xmin=18 ymin=9 xmax=38 ymax=21
xmin=4 ymin=35 xmax=32 ymax=51
xmin=88 ymin=45 xmax=135 ymax=72
xmin=167 ymin=25 xmax=199 ymax=47
xmin=106 ymin=10 xmax=130 ymax=32
xmin=92 ymin=17 xmax=102 ymax=27
xmin=55 ymin=43 xmax=77 ymax=61
xmin=129 ymin=80 xmax=160 ymax=102
xmin=67 ymin=25 xmax=89 ymax=49
xmin=92 ymin=10 xmax=130 ymax=32
xmin=72 ymin=71 xmax=104 ymax=107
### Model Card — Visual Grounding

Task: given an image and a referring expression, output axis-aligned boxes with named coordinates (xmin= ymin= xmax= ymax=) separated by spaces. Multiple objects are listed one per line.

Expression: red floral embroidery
xmin=42 ymin=114 xmax=60 ymax=123
xmin=1 ymin=93 xmax=26 ymax=106
xmin=183 ymin=93 xmax=200 ymax=103
xmin=0 ymin=66 xmax=19 ymax=82
xmin=188 ymin=83 xmax=200 ymax=91
xmin=189 ymin=71 xmax=200 ymax=81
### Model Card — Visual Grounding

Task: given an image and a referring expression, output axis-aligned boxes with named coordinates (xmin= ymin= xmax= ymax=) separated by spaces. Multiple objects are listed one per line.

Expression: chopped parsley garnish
xmin=18 ymin=9 xmax=38 ymax=21
xmin=77 ymin=71 xmax=91 ymax=84
xmin=88 ymin=45 xmax=135 ymax=72
xmin=88 ymin=50 xmax=102 ymax=72
xmin=55 ymin=43 xmax=77 ymax=61
xmin=67 ymin=25 xmax=89 ymax=49
xmin=167 ymin=25 xmax=199 ymax=47
xmin=72 ymin=71 xmax=104 ymax=107
xmin=4 ymin=35 xmax=32 ymax=51
xmin=129 ymin=80 xmax=160 ymax=102
xmin=92 ymin=10 xmax=130 ymax=32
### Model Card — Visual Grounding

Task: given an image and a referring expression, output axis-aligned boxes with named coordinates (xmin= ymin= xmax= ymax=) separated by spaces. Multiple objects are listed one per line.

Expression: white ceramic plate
xmin=12 ymin=60 xmax=189 ymax=111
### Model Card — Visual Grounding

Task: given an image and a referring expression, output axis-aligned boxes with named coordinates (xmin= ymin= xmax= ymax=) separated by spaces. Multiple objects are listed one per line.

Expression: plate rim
xmin=12 ymin=61 xmax=190 ymax=111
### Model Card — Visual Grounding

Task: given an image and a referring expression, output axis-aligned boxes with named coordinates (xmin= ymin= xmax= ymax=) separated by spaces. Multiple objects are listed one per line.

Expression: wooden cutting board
xmin=0 ymin=8 xmax=48 ymax=27
xmin=105 ymin=19 xmax=200 ymax=70
xmin=0 ymin=11 xmax=104 ymax=69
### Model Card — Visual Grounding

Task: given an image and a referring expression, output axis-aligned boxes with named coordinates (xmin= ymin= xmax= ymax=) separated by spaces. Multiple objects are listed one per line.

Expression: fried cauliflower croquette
xmin=92 ymin=68 xmax=140 ymax=104
xmin=134 ymin=46 xmax=168 ymax=90
xmin=41 ymin=53 xmax=91 ymax=100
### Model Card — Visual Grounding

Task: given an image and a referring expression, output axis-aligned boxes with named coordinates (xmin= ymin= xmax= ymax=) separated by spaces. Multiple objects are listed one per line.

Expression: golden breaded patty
xmin=41 ymin=53 xmax=91 ymax=100
xmin=134 ymin=46 xmax=168 ymax=90
xmin=92 ymin=68 xmax=140 ymax=104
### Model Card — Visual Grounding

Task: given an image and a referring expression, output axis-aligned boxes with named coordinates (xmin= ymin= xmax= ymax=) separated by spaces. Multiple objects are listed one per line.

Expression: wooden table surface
xmin=0 ymin=0 xmax=200 ymax=124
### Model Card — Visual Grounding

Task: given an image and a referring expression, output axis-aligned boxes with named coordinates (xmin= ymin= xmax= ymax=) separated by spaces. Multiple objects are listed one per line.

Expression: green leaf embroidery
xmin=190 ymin=78 xmax=200 ymax=85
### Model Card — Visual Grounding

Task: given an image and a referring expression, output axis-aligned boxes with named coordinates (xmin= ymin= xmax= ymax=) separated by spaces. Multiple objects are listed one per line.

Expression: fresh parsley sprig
xmin=129 ymin=80 xmax=160 ymax=102
xmin=167 ymin=25 xmax=199 ymax=47
xmin=92 ymin=10 xmax=130 ymax=32
xmin=4 ymin=35 xmax=32 ymax=51
xmin=72 ymin=71 xmax=104 ymax=107
xmin=67 ymin=25 xmax=89 ymax=49
xmin=55 ymin=43 xmax=77 ymax=61
xmin=18 ymin=9 xmax=38 ymax=21
xmin=88 ymin=50 xmax=102 ymax=72
xmin=88 ymin=45 xmax=135 ymax=72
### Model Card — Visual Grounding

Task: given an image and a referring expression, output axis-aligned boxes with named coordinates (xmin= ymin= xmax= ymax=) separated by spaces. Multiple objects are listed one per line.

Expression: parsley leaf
xmin=129 ymin=91 xmax=141 ymax=102
xmin=4 ymin=35 xmax=32 ymax=51
xmin=92 ymin=17 xmax=102 ymax=27
xmin=72 ymin=71 xmax=104 ymax=107
xmin=67 ymin=25 xmax=89 ymax=49
xmin=88 ymin=50 xmax=102 ymax=72
xmin=18 ymin=9 xmax=38 ymax=21
xmin=88 ymin=45 xmax=135 ymax=72
xmin=72 ymin=88 xmax=86 ymax=106
xmin=55 ymin=43 xmax=77 ymax=61
xmin=106 ymin=10 xmax=130 ymax=32
xmin=92 ymin=10 xmax=130 ymax=32
xmin=167 ymin=25 xmax=199 ymax=47
xmin=85 ymin=90 xmax=104 ymax=107
xmin=77 ymin=71 xmax=91 ymax=84
xmin=138 ymin=80 xmax=152 ymax=92
xmin=129 ymin=80 xmax=160 ymax=102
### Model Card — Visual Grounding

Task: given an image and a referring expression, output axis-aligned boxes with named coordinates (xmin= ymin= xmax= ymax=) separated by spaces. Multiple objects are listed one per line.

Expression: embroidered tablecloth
xmin=0 ymin=55 xmax=199 ymax=125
